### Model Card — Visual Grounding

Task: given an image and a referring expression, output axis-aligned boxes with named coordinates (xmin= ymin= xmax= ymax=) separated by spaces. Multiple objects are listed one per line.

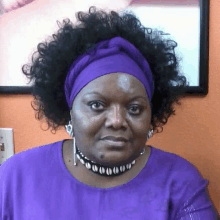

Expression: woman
xmin=0 ymin=6 xmax=218 ymax=219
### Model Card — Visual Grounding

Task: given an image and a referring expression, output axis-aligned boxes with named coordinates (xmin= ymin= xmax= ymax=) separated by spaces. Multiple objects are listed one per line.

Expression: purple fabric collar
xmin=64 ymin=36 xmax=154 ymax=109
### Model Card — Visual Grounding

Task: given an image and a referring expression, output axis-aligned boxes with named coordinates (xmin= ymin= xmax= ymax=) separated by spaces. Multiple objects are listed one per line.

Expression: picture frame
xmin=0 ymin=0 xmax=209 ymax=95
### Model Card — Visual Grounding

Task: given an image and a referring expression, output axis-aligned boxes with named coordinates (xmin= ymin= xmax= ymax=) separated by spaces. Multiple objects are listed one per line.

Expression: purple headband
xmin=64 ymin=36 xmax=154 ymax=109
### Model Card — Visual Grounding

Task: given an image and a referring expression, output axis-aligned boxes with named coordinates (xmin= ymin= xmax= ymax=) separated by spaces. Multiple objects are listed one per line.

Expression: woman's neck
xmin=63 ymin=139 xmax=151 ymax=189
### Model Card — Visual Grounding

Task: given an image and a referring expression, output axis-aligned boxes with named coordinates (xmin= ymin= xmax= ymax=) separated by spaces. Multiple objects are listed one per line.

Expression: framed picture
xmin=0 ymin=0 xmax=209 ymax=95
xmin=124 ymin=0 xmax=209 ymax=95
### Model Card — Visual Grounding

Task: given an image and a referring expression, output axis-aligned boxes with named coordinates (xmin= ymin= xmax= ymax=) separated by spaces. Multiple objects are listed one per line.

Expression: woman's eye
xmin=129 ymin=106 xmax=143 ymax=115
xmin=89 ymin=101 xmax=105 ymax=111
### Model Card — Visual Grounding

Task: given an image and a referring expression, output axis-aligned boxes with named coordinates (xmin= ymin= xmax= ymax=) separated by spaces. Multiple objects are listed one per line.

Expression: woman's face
xmin=70 ymin=73 xmax=152 ymax=166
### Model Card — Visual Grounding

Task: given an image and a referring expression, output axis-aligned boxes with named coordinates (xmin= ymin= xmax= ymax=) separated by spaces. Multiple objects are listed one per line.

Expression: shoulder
xmin=0 ymin=140 xmax=63 ymax=217
xmin=150 ymin=146 xmax=204 ymax=182
xmin=149 ymin=146 xmax=207 ymax=199
xmin=150 ymin=147 xmax=209 ymax=208
xmin=149 ymin=147 xmax=213 ymax=217
xmin=0 ymin=140 xmax=62 ymax=181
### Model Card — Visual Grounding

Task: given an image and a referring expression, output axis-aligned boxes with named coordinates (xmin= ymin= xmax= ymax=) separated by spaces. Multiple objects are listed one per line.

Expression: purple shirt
xmin=0 ymin=140 xmax=218 ymax=219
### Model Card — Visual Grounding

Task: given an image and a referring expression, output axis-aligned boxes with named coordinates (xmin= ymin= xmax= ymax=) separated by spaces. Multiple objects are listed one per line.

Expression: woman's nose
xmin=105 ymin=105 xmax=127 ymax=129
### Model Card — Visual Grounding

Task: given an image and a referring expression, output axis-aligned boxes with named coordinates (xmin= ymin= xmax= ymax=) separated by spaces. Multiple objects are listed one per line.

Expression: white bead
xmin=94 ymin=165 xmax=98 ymax=172
xmin=102 ymin=167 xmax=105 ymax=174
xmin=92 ymin=165 xmax=98 ymax=172
xmin=99 ymin=167 xmax=102 ymax=174
xmin=132 ymin=160 xmax=135 ymax=165
xmin=122 ymin=165 xmax=125 ymax=172
xmin=109 ymin=168 xmax=112 ymax=175
xmin=106 ymin=168 xmax=109 ymax=175
xmin=84 ymin=156 xmax=88 ymax=160
xmin=120 ymin=166 xmax=123 ymax=172
xmin=115 ymin=167 xmax=119 ymax=173
xmin=128 ymin=163 xmax=132 ymax=169
xmin=86 ymin=162 xmax=91 ymax=169
xmin=126 ymin=164 xmax=129 ymax=169
xmin=106 ymin=168 xmax=112 ymax=175
xmin=99 ymin=167 xmax=105 ymax=174
xmin=80 ymin=159 xmax=85 ymax=164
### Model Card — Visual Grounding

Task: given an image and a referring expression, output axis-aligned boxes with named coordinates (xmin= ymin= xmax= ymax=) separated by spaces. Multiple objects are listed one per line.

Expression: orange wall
xmin=0 ymin=0 xmax=220 ymax=215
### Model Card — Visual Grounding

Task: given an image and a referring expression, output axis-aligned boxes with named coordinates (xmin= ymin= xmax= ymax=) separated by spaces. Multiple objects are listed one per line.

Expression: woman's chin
xmin=94 ymin=152 xmax=135 ymax=167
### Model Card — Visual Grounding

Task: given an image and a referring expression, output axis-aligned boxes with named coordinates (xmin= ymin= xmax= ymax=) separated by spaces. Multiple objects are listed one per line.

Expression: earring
xmin=65 ymin=121 xmax=77 ymax=166
xmin=65 ymin=120 xmax=73 ymax=137
xmin=147 ymin=129 xmax=153 ymax=140
xmin=73 ymin=136 xmax=77 ymax=166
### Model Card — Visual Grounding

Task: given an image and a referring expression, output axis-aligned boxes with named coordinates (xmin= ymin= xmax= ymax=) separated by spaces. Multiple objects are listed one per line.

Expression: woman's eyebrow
xmin=84 ymin=92 xmax=147 ymax=102
xmin=83 ymin=92 xmax=104 ymax=99
xmin=84 ymin=92 xmax=102 ymax=96
xmin=129 ymin=96 xmax=148 ymax=102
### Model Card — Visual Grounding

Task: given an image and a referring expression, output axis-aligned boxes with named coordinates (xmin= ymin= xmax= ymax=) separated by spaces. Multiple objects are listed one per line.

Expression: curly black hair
xmin=22 ymin=6 xmax=188 ymax=134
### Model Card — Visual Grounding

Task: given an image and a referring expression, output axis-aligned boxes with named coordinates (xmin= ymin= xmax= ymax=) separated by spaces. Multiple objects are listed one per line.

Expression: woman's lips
xmin=101 ymin=139 xmax=127 ymax=147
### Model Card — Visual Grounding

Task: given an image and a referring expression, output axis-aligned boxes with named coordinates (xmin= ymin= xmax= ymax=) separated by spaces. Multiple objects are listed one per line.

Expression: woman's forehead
xmin=81 ymin=73 xmax=147 ymax=96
